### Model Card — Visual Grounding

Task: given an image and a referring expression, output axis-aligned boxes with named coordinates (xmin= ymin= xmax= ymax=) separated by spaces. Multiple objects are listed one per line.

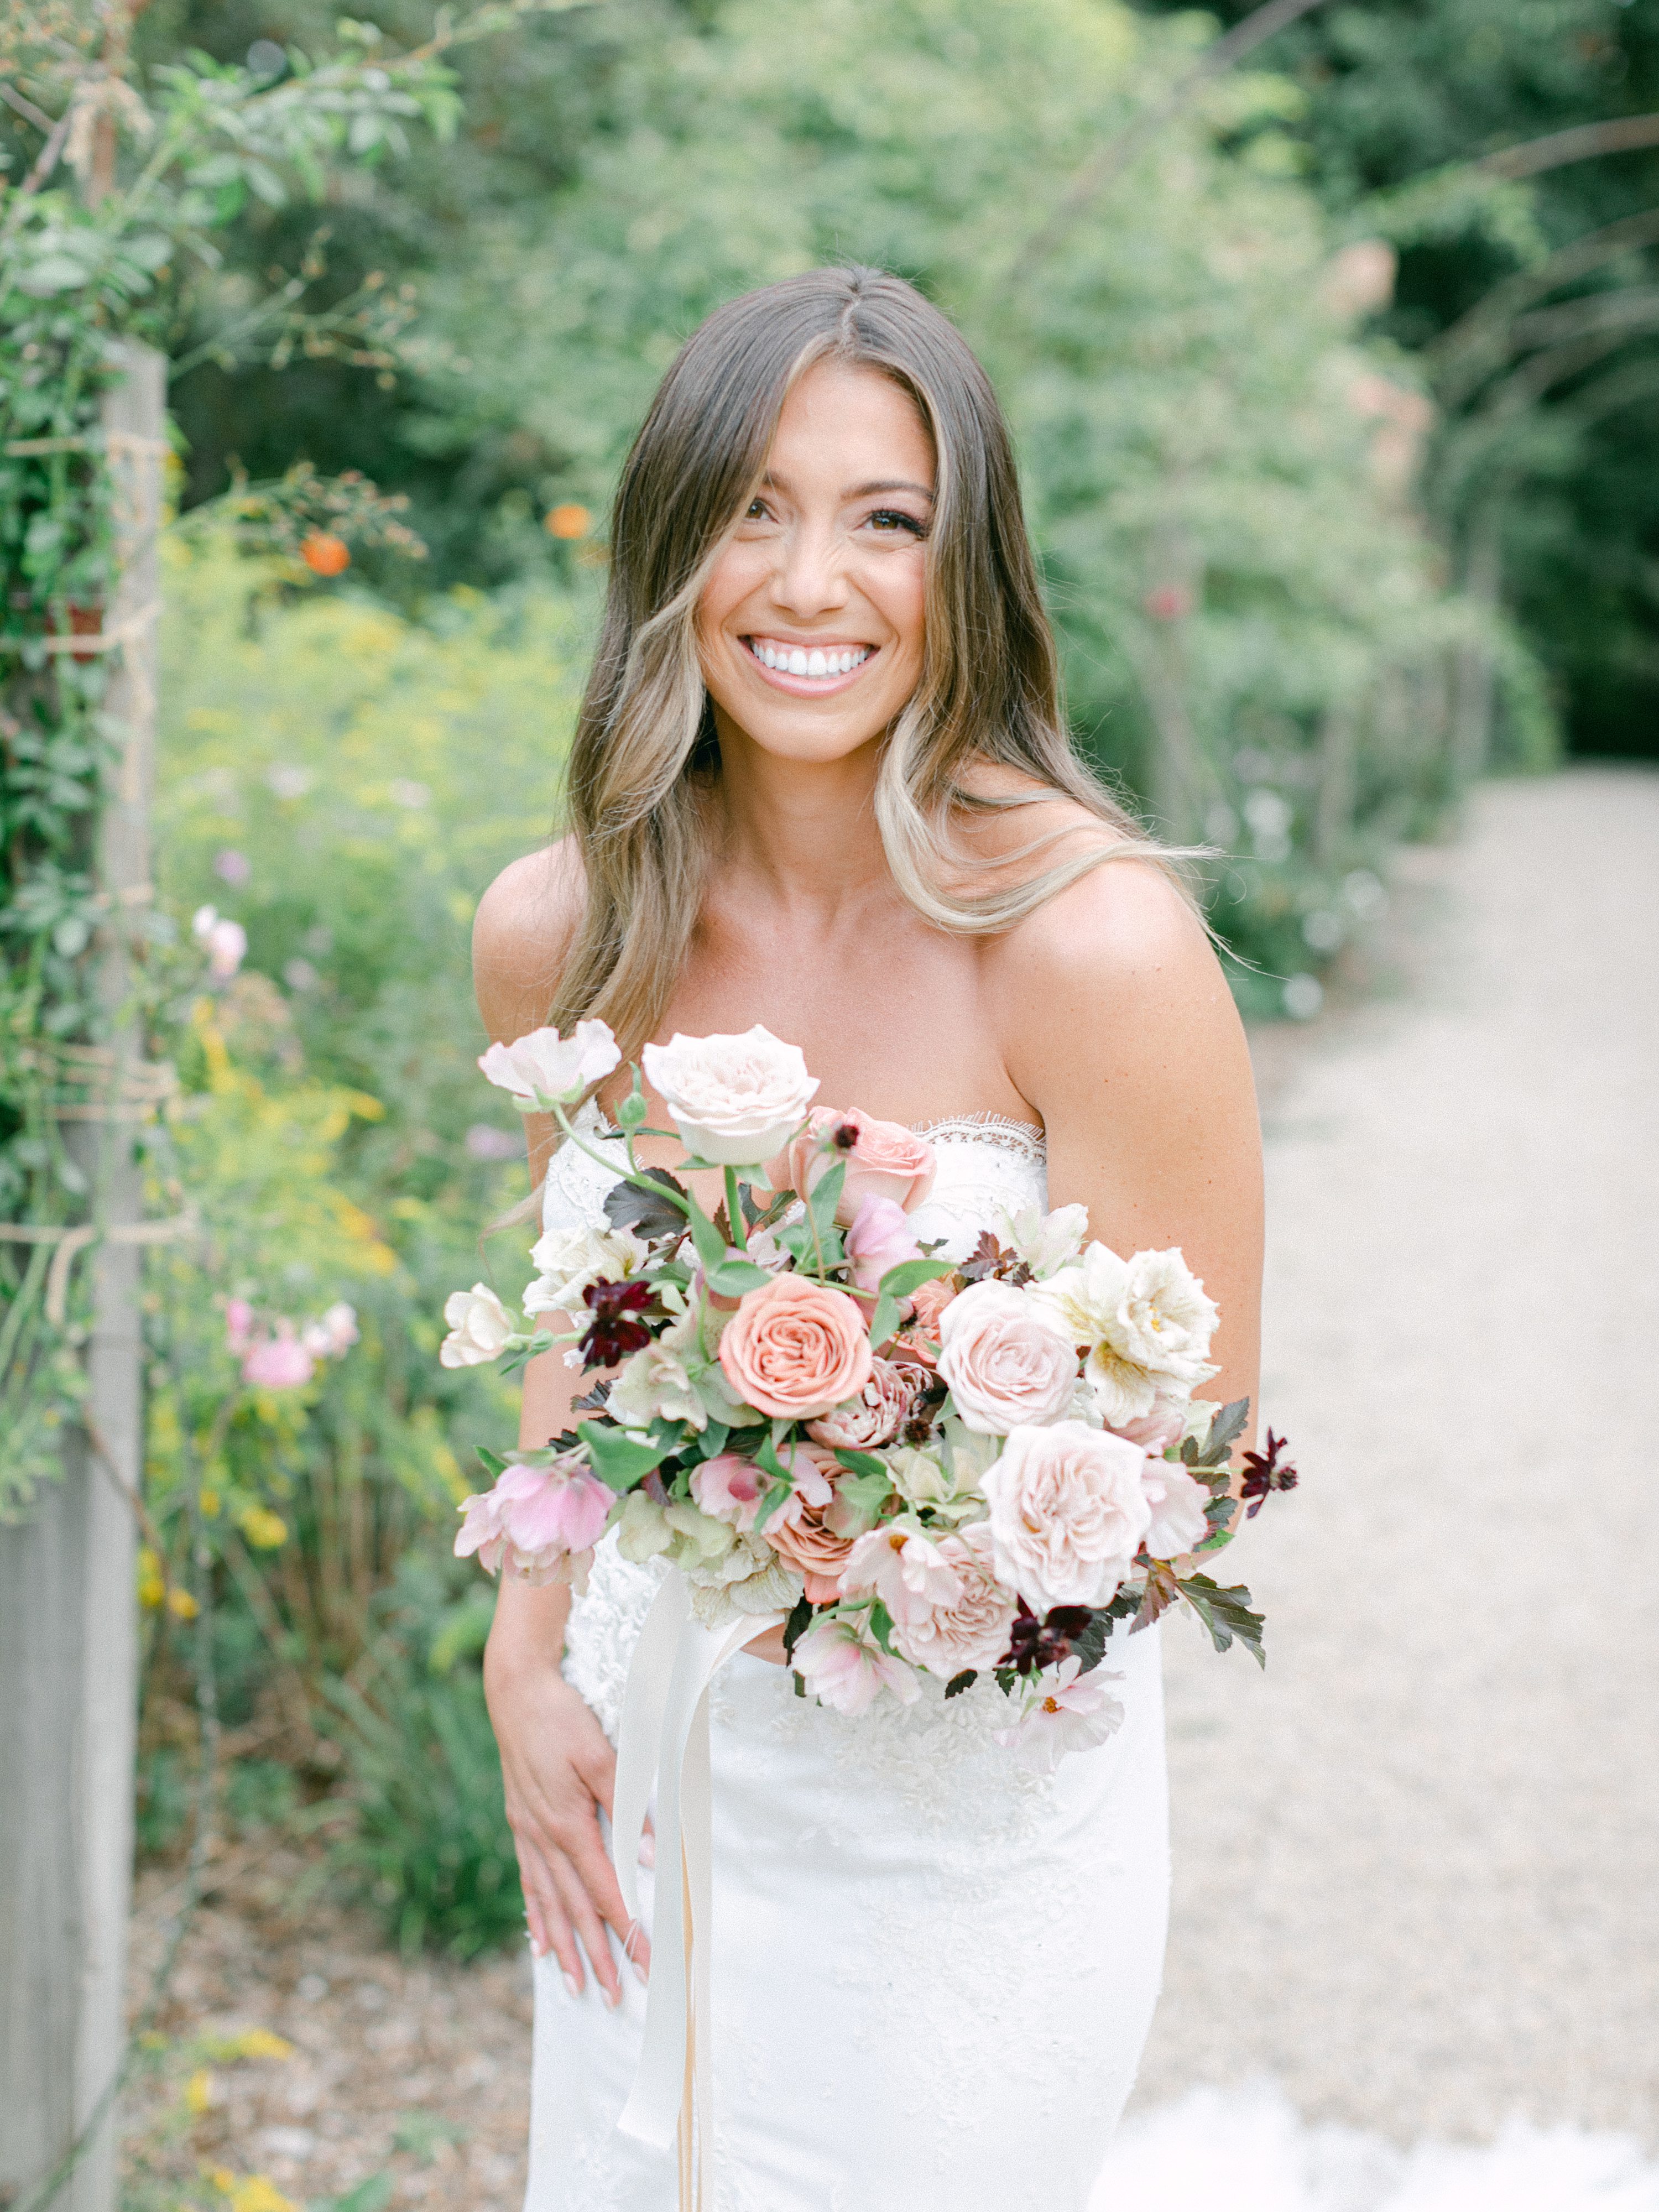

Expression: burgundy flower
xmin=1239 ymin=1430 xmax=1298 ymax=1519
xmin=1001 ymin=1602 xmax=1095 ymax=1677
xmin=578 ymin=1277 xmax=658 ymax=1369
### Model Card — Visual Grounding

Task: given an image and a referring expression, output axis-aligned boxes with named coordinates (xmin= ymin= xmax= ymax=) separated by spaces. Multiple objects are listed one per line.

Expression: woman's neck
xmin=708 ymin=713 xmax=894 ymax=917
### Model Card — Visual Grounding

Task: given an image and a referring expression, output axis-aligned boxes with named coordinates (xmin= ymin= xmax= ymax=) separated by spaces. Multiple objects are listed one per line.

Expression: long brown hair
xmin=552 ymin=265 xmax=1171 ymax=1055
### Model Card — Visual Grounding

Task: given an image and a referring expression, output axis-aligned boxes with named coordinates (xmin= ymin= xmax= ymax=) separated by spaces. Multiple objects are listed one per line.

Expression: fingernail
xmin=562 ymin=1971 xmax=580 ymax=2000
xmin=630 ymin=1955 xmax=648 ymax=1987
xmin=638 ymin=1835 xmax=655 ymax=1869
xmin=604 ymin=1984 xmax=622 ymax=2010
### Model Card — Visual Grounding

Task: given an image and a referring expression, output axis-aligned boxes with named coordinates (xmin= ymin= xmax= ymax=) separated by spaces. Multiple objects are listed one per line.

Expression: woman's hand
xmin=483 ymin=1627 xmax=652 ymax=2004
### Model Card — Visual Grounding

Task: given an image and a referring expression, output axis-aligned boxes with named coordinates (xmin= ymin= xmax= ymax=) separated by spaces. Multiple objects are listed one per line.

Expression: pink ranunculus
xmin=792 ymin=1612 xmax=922 ymax=1717
xmin=1141 ymin=1459 xmax=1212 ymax=1559
xmin=806 ymin=1356 xmax=922 ymax=1449
xmin=225 ymin=1298 xmax=255 ymax=1355
xmin=241 ymin=1327 xmax=315 ymax=1390
xmin=455 ymin=1455 xmax=613 ymax=1586
xmin=718 ymin=1274 xmax=873 ymax=1421
xmin=993 ymin=1656 xmax=1125 ymax=1771
xmin=889 ymin=1521 xmax=1018 ymax=1678
xmin=980 ymin=1422 xmax=1153 ymax=1612
xmin=769 ymin=1108 xmax=936 ymax=1225
xmin=935 ymin=1279 xmax=1078 ymax=1435
xmin=843 ymin=1194 xmax=922 ymax=1298
xmin=841 ymin=1523 xmax=962 ymax=1627
xmin=904 ymin=1276 xmax=958 ymax=1339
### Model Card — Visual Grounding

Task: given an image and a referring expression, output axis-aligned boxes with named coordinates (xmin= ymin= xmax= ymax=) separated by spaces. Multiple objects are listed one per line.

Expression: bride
xmin=473 ymin=265 xmax=1263 ymax=2211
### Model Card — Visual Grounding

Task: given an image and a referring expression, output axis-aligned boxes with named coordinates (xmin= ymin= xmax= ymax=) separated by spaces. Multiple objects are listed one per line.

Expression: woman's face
xmin=697 ymin=359 xmax=935 ymax=766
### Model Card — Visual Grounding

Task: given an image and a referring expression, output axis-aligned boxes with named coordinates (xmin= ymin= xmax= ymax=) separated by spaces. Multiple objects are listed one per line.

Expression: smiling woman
xmin=473 ymin=265 xmax=1264 ymax=2212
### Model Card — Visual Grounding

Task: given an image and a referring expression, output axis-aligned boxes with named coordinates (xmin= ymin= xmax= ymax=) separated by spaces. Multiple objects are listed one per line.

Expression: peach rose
xmin=769 ymin=1107 xmax=936 ymax=1225
xmin=807 ymin=1355 xmax=923 ymax=1449
xmin=718 ymin=1274 xmax=874 ymax=1420
xmin=905 ymin=1276 xmax=958 ymax=1339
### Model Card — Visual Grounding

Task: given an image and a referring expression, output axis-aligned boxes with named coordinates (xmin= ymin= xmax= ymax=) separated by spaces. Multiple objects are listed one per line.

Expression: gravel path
xmin=1133 ymin=766 xmax=1659 ymax=2147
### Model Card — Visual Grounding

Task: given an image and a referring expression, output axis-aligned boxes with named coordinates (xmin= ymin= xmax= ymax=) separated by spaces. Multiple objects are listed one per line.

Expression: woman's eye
xmin=867 ymin=509 xmax=927 ymax=538
xmin=745 ymin=498 xmax=769 ymax=520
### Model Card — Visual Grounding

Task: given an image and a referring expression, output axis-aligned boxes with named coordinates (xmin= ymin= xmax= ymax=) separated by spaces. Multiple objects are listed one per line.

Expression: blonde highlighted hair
xmin=552 ymin=265 xmax=1176 ymax=1055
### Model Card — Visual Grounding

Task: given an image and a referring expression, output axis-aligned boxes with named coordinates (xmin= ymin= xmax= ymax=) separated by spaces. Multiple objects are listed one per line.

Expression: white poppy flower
xmin=477 ymin=1019 xmax=620 ymax=1110
xmin=523 ymin=1222 xmax=647 ymax=1318
xmin=440 ymin=1283 xmax=514 ymax=1368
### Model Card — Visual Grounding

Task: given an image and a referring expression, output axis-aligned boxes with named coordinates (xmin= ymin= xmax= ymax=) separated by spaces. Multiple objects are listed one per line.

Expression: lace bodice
xmin=545 ymin=1102 xmax=1050 ymax=1741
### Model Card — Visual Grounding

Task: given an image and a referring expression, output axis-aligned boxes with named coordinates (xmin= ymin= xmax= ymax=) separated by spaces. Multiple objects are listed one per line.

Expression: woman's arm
xmin=989 ymin=857 xmax=1264 ymax=1438
xmin=472 ymin=845 xmax=650 ymax=2001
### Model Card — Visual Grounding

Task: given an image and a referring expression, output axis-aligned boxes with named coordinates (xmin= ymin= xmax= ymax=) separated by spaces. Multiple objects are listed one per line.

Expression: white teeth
xmin=750 ymin=639 xmax=872 ymax=677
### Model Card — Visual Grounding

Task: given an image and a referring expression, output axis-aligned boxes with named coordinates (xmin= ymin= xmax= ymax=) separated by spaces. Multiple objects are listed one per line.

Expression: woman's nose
xmin=770 ymin=518 xmax=849 ymax=619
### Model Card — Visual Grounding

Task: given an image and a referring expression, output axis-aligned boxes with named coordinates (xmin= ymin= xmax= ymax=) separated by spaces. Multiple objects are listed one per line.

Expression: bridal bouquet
xmin=442 ymin=1021 xmax=1295 ymax=1765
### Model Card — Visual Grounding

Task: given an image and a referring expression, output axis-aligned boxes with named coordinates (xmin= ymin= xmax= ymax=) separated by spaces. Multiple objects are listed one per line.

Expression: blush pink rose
xmin=935 ymin=1280 xmax=1078 ymax=1434
xmin=807 ymin=1356 xmax=922 ymax=1449
xmin=889 ymin=1521 xmax=1018 ymax=1678
xmin=843 ymin=1195 xmax=922 ymax=1296
xmin=980 ymin=1422 xmax=1153 ymax=1611
xmin=1141 ymin=1459 xmax=1211 ymax=1558
xmin=718 ymin=1274 xmax=874 ymax=1420
xmin=769 ymin=1108 xmax=936 ymax=1225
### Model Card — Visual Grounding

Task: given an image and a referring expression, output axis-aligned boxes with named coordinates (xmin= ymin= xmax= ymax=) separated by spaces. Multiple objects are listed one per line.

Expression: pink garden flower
xmin=806 ymin=1355 xmax=923 ymax=1449
xmin=889 ymin=1521 xmax=1018 ymax=1678
xmin=992 ymin=1656 xmax=1125 ymax=1771
xmin=241 ymin=1328 xmax=315 ymax=1390
xmin=792 ymin=1612 xmax=922 ymax=1717
xmin=980 ymin=1422 xmax=1153 ymax=1611
xmin=453 ymin=1455 xmax=613 ymax=1588
xmin=936 ymin=1279 xmax=1078 ymax=1434
xmin=1141 ymin=1459 xmax=1211 ymax=1559
xmin=718 ymin=1274 xmax=873 ymax=1420
xmin=769 ymin=1108 xmax=936 ymax=1224
xmin=842 ymin=1194 xmax=922 ymax=1297
xmin=225 ymin=1298 xmax=255 ymax=1355
xmin=841 ymin=1522 xmax=963 ymax=1627
xmin=904 ymin=1276 xmax=958 ymax=1339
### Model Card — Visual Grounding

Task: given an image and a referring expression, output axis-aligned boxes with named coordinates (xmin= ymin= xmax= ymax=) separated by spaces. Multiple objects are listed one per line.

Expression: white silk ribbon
xmin=611 ymin=1568 xmax=784 ymax=2205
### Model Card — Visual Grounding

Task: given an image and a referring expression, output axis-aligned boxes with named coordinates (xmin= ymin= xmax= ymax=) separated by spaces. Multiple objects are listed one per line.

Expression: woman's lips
xmin=742 ymin=635 xmax=879 ymax=696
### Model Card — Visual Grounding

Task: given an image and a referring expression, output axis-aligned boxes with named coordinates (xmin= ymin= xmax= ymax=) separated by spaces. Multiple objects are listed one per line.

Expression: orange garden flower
xmin=300 ymin=531 xmax=351 ymax=576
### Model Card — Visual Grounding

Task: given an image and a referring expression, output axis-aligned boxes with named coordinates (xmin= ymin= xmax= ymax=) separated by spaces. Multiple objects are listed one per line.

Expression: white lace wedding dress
xmin=524 ymin=1109 xmax=1170 ymax=2212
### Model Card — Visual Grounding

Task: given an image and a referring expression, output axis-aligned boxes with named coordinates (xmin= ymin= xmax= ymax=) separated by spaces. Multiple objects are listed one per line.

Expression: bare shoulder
xmin=948 ymin=765 xmax=1130 ymax=896
xmin=984 ymin=851 xmax=1246 ymax=1118
xmin=472 ymin=836 xmax=586 ymax=1041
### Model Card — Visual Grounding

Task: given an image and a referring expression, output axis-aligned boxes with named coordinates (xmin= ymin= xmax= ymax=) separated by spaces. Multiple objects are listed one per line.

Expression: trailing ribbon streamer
xmin=610 ymin=1571 xmax=784 ymax=2208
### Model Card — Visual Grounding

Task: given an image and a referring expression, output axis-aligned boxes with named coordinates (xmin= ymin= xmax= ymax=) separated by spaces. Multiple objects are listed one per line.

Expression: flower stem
xmin=550 ymin=1098 xmax=690 ymax=1215
xmin=724 ymin=1167 xmax=748 ymax=1250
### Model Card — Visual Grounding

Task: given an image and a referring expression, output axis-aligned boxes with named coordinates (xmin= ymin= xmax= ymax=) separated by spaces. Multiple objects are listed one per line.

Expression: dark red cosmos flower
xmin=578 ymin=1277 xmax=656 ymax=1369
xmin=1239 ymin=1430 xmax=1298 ymax=1519
xmin=1002 ymin=1603 xmax=1094 ymax=1676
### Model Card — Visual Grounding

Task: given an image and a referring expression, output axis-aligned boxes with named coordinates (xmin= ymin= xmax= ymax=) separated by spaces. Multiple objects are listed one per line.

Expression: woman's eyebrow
xmin=847 ymin=478 xmax=935 ymax=502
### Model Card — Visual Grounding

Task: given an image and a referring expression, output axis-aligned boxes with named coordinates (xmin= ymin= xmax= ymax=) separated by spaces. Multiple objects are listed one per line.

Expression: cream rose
xmin=641 ymin=1025 xmax=818 ymax=1166
xmin=935 ymin=1280 xmax=1078 ymax=1434
xmin=718 ymin=1274 xmax=874 ymax=1420
xmin=889 ymin=1521 xmax=1018 ymax=1678
xmin=769 ymin=1107 xmax=936 ymax=1223
xmin=980 ymin=1421 xmax=1153 ymax=1610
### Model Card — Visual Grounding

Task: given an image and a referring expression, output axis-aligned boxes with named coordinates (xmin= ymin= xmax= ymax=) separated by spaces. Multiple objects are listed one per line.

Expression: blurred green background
xmin=29 ymin=0 xmax=1653 ymax=1957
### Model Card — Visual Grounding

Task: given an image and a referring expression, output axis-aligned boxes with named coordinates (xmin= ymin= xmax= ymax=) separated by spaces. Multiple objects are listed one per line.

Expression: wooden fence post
xmin=0 ymin=341 xmax=164 ymax=2212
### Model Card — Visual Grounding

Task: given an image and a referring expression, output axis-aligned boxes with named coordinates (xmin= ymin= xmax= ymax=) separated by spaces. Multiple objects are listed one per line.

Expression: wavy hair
xmin=551 ymin=265 xmax=1174 ymax=1055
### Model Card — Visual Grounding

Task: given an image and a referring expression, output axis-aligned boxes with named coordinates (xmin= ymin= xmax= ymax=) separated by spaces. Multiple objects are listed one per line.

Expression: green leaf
xmin=576 ymin=1421 xmax=674 ymax=1493
xmin=782 ymin=1593 xmax=813 ymax=1664
xmin=807 ymin=1159 xmax=846 ymax=1240
xmin=693 ymin=1420 xmax=731 ymax=1460
xmin=867 ymin=1257 xmax=952 ymax=1349
xmin=752 ymin=1474 xmax=793 ymax=1535
xmin=474 ymin=1444 xmax=508 ymax=1480
xmin=1176 ymin=1573 xmax=1266 ymax=1667
xmin=325 ymin=2176 xmax=394 ymax=2212
xmin=830 ymin=1447 xmax=886 ymax=1478
xmin=684 ymin=1191 xmax=726 ymax=1274
xmin=1194 ymin=1397 xmax=1251 ymax=1468
xmin=944 ymin=1670 xmax=977 ymax=1698
xmin=706 ymin=1256 xmax=773 ymax=1296
xmin=867 ymin=1598 xmax=895 ymax=1653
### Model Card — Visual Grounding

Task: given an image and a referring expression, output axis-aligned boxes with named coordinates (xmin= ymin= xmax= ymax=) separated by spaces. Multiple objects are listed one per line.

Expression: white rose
xmin=440 ymin=1283 xmax=514 ymax=1368
xmin=1030 ymin=1243 xmax=1218 ymax=1427
xmin=936 ymin=1279 xmax=1078 ymax=1434
xmin=523 ymin=1222 xmax=646 ymax=1318
xmin=995 ymin=1199 xmax=1089 ymax=1277
xmin=641 ymin=1025 xmax=819 ymax=1167
xmin=607 ymin=1341 xmax=706 ymax=1431
xmin=1141 ymin=1459 xmax=1212 ymax=1558
xmin=478 ymin=1019 xmax=620 ymax=1110
xmin=889 ymin=1522 xmax=1018 ymax=1678
xmin=980 ymin=1421 xmax=1153 ymax=1611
